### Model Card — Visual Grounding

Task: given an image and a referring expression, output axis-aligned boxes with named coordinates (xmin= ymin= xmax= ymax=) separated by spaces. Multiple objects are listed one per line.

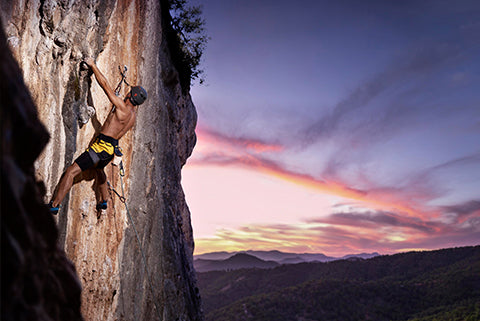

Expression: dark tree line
xmin=198 ymin=246 xmax=480 ymax=321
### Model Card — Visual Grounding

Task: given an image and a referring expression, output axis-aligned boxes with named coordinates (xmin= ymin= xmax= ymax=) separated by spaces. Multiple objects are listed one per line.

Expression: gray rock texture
xmin=1 ymin=0 xmax=202 ymax=320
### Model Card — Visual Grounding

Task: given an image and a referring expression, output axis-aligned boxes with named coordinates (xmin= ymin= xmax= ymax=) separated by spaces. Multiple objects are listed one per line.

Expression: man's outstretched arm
xmin=85 ymin=58 xmax=125 ymax=110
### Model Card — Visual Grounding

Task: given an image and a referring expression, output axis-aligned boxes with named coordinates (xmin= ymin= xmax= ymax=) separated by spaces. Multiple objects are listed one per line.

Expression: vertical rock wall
xmin=1 ymin=0 xmax=201 ymax=320
xmin=1 ymin=25 xmax=83 ymax=321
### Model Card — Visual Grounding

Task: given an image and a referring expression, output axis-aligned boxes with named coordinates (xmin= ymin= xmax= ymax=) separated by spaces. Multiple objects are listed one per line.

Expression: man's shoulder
xmin=112 ymin=99 xmax=127 ymax=111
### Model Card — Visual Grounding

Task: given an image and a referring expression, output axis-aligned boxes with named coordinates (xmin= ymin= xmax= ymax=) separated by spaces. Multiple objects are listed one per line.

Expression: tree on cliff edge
xmin=167 ymin=0 xmax=209 ymax=88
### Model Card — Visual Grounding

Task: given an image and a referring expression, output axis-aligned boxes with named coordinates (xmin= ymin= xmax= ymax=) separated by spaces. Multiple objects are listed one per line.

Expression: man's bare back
xmin=100 ymin=97 xmax=136 ymax=140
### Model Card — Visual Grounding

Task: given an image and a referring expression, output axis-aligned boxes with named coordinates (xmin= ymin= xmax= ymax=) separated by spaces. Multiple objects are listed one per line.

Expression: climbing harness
xmin=107 ymin=161 xmax=162 ymax=320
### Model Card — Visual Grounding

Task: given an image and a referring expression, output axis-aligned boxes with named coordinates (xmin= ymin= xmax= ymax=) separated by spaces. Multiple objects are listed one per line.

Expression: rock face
xmin=1 ymin=25 xmax=83 ymax=321
xmin=1 ymin=0 xmax=202 ymax=320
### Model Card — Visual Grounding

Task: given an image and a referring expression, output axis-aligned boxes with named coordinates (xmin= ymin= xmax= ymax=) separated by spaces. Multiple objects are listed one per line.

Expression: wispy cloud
xmin=190 ymin=127 xmax=443 ymax=219
xmin=196 ymin=126 xmax=285 ymax=153
xmin=426 ymin=153 xmax=480 ymax=173
xmin=195 ymin=202 xmax=480 ymax=256
xmin=301 ymin=39 xmax=470 ymax=148
xmin=310 ymin=210 xmax=441 ymax=234
xmin=442 ymin=200 xmax=480 ymax=221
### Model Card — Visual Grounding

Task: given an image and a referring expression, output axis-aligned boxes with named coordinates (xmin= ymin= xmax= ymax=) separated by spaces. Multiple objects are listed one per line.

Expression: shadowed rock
xmin=1 ymin=23 xmax=83 ymax=321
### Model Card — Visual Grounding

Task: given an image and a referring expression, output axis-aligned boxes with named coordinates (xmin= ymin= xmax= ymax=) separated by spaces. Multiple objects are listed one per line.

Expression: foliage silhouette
xmin=166 ymin=0 xmax=209 ymax=91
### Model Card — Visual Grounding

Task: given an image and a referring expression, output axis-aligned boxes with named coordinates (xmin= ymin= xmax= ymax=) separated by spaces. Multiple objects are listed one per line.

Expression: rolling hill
xmin=197 ymin=246 xmax=480 ymax=321
xmin=194 ymin=253 xmax=280 ymax=272
xmin=194 ymin=250 xmax=380 ymax=272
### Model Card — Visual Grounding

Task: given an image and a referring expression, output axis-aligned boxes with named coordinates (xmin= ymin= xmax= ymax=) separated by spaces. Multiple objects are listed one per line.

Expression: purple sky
xmin=182 ymin=0 xmax=480 ymax=255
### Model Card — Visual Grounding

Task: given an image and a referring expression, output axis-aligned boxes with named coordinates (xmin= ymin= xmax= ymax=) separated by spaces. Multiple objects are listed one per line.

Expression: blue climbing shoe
xmin=48 ymin=201 xmax=60 ymax=215
xmin=96 ymin=200 xmax=107 ymax=211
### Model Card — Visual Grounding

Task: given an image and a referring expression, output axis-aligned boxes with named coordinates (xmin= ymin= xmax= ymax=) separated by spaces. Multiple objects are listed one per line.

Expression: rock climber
xmin=48 ymin=58 xmax=147 ymax=214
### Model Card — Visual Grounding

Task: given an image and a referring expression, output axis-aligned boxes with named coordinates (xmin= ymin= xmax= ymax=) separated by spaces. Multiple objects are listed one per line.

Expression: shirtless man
xmin=49 ymin=58 xmax=147 ymax=214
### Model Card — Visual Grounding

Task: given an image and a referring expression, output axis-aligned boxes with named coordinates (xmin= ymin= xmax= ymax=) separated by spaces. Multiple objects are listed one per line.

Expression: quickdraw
xmin=107 ymin=181 xmax=125 ymax=203
xmin=107 ymin=161 xmax=125 ymax=202
xmin=114 ymin=65 xmax=131 ymax=96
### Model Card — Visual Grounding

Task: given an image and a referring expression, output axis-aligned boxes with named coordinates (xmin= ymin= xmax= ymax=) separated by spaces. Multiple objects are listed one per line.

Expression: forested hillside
xmin=198 ymin=246 xmax=480 ymax=321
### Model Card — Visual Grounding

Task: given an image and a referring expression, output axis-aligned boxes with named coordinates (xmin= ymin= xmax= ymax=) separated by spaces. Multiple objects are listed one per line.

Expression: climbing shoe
xmin=48 ymin=201 xmax=60 ymax=215
xmin=96 ymin=200 xmax=107 ymax=211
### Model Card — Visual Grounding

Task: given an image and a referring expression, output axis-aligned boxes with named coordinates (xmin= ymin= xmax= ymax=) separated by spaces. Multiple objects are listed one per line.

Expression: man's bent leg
xmin=95 ymin=169 xmax=109 ymax=204
xmin=51 ymin=163 xmax=82 ymax=207
xmin=94 ymin=168 xmax=109 ymax=212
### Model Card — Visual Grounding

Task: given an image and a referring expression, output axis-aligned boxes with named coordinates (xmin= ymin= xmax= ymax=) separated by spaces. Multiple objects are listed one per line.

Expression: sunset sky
xmin=182 ymin=0 xmax=480 ymax=257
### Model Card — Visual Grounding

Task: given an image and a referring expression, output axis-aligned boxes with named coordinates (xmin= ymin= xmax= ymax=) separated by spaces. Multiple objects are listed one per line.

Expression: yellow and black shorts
xmin=74 ymin=134 xmax=119 ymax=171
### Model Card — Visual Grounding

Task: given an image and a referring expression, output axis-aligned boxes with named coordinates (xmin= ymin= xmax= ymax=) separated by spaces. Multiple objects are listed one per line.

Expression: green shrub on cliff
xmin=167 ymin=0 xmax=209 ymax=89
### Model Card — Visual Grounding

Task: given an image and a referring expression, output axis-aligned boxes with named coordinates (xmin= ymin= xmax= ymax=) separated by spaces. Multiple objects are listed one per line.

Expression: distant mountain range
xmin=197 ymin=246 xmax=480 ymax=321
xmin=194 ymin=253 xmax=279 ymax=272
xmin=194 ymin=250 xmax=380 ymax=272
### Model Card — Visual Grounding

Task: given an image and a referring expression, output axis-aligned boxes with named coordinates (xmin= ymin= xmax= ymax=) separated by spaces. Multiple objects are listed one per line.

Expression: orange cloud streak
xmin=190 ymin=129 xmax=436 ymax=217
xmin=258 ymin=165 xmax=428 ymax=218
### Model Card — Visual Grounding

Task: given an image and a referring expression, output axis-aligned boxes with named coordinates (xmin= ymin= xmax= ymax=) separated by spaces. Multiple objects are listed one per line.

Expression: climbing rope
xmin=107 ymin=161 xmax=162 ymax=320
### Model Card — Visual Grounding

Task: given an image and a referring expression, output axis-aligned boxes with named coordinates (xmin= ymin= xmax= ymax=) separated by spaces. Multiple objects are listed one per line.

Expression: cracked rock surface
xmin=1 ymin=1 xmax=202 ymax=320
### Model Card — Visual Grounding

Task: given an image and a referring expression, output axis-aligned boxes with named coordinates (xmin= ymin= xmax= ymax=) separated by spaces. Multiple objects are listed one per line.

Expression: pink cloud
xmin=190 ymin=127 xmax=438 ymax=220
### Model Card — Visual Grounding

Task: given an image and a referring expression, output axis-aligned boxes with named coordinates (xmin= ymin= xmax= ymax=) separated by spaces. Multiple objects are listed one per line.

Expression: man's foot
xmin=96 ymin=200 xmax=107 ymax=211
xmin=48 ymin=201 xmax=60 ymax=215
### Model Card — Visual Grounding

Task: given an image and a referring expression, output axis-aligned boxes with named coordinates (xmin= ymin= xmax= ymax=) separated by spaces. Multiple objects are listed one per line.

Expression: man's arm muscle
xmin=85 ymin=59 xmax=127 ymax=113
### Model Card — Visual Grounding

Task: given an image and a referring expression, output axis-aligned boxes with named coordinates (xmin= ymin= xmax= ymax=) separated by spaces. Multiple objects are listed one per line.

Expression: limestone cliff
xmin=1 ymin=0 xmax=202 ymax=320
